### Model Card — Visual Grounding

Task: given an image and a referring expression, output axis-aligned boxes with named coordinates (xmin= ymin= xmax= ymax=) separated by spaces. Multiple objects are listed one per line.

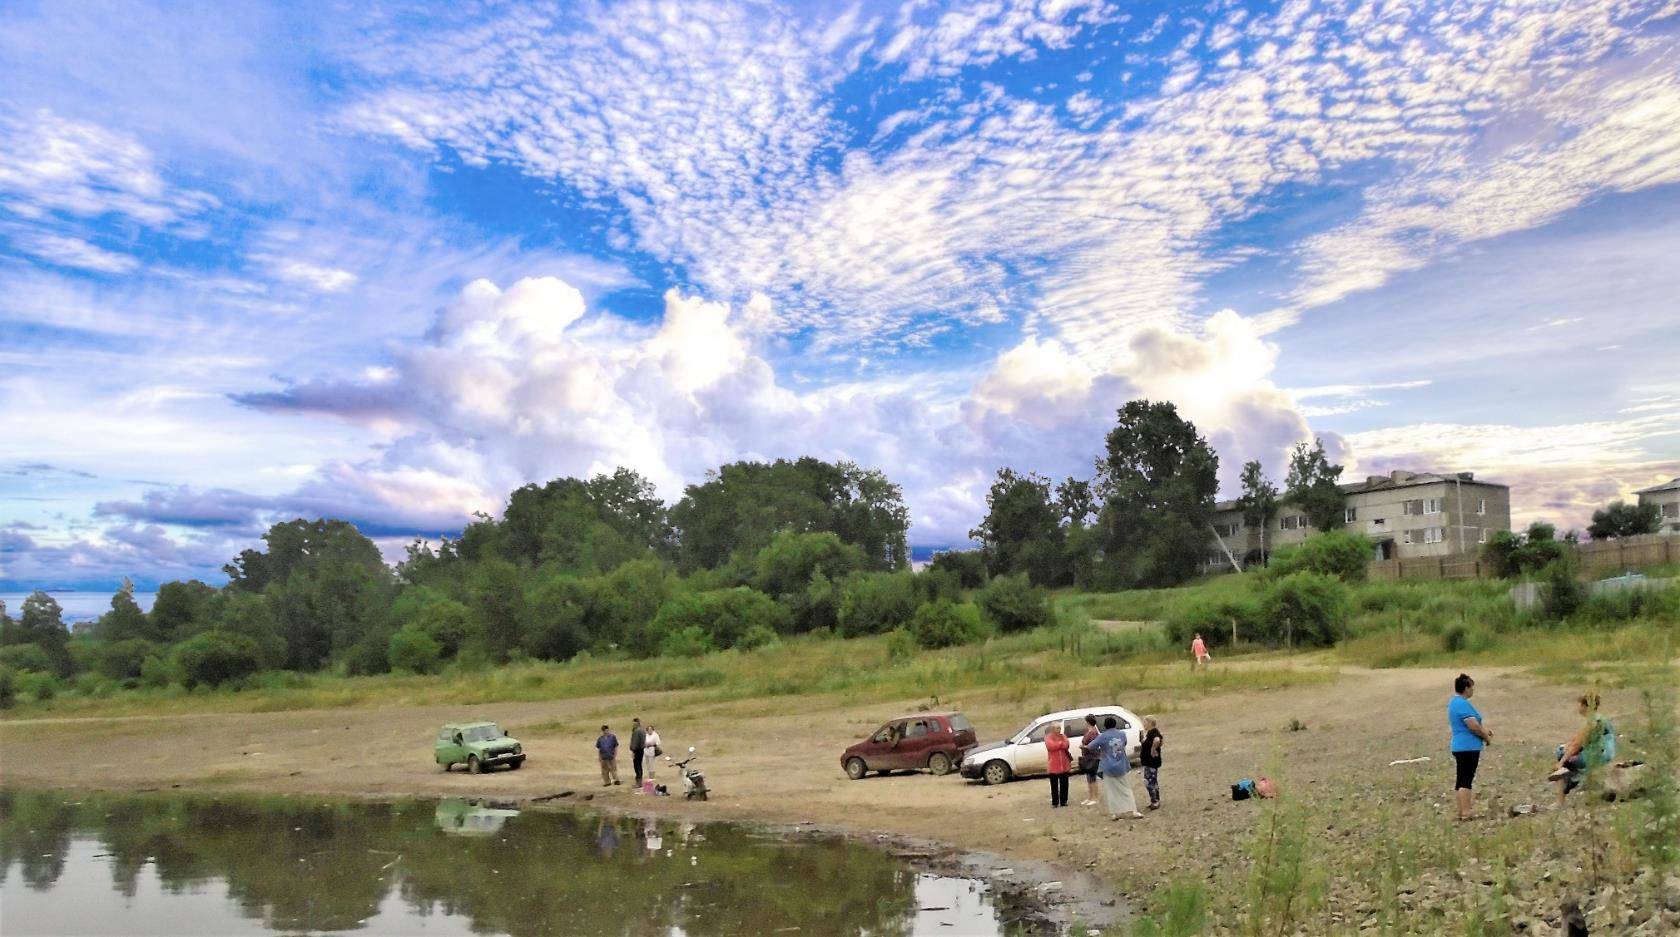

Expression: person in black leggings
xmin=1046 ymin=721 xmax=1072 ymax=807
xmin=1448 ymin=673 xmax=1493 ymax=820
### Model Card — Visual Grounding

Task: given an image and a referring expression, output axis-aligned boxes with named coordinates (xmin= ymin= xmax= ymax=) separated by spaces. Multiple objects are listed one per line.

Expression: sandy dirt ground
xmin=0 ymin=662 xmax=1650 ymax=927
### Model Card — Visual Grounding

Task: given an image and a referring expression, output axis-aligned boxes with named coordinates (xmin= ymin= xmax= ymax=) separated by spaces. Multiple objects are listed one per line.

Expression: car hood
xmin=468 ymin=737 xmax=522 ymax=751
xmin=962 ymin=740 xmax=1009 ymax=761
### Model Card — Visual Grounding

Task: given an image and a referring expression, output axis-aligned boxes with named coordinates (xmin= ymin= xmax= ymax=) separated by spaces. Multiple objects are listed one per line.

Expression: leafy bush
xmin=94 ymin=638 xmax=157 ymax=681
xmin=0 ymin=643 xmax=55 ymax=673
xmin=522 ymin=574 xmax=592 ymax=660
xmin=658 ymin=625 xmax=716 ymax=658
xmin=15 ymin=670 xmax=59 ymax=701
xmin=735 ymin=621 xmax=780 ymax=651
xmin=171 ymin=630 xmax=263 ymax=688
xmin=0 ymin=666 xmax=15 ymax=709
xmin=909 ymin=600 xmax=989 ymax=649
xmin=837 ymin=571 xmax=922 ymax=637
xmin=1482 ymin=522 xmax=1567 ymax=579
xmin=930 ymin=549 xmax=988 ymax=588
xmin=884 ymin=628 xmax=917 ymax=661
xmin=1260 ymin=572 xmax=1350 ymax=647
xmin=975 ymin=572 xmax=1052 ymax=633
xmin=1264 ymin=530 xmax=1371 ymax=582
xmin=649 ymin=587 xmax=789 ymax=653
xmin=1166 ymin=596 xmax=1264 ymax=648
xmin=139 ymin=654 xmax=175 ymax=688
xmin=1541 ymin=560 xmax=1584 ymax=620
xmin=1439 ymin=620 xmax=1492 ymax=653
xmin=388 ymin=627 xmax=444 ymax=674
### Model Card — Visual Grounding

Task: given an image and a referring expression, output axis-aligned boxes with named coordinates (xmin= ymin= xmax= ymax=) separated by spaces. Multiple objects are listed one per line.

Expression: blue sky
xmin=2 ymin=0 xmax=1678 ymax=590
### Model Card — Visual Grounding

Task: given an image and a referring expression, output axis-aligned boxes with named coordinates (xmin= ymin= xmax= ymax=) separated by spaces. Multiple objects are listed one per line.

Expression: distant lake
xmin=0 ymin=591 xmax=156 ymax=623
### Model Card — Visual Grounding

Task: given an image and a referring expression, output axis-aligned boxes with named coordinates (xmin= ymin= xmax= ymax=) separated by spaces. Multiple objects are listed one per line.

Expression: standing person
xmin=596 ymin=724 xmax=622 ymax=787
xmin=1448 ymin=674 xmax=1492 ymax=820
xmin=629 ymin=718 xmax=647 ymax=789
xmin=1078 ymin=714 xmax=1102 ymax=806
xmin=1190 ymin=633 xmax=1211 ymax=670
xmin=1087 ymin=716 xmax=1143 ymax=820
xmin=1550 ymin=691 xmax=1612 ymax=807
xmin=1045 ymin=721 xmax=1072 ymax=808
xmin=644 ymin=724 xmax=662 ymax=783
xmin=1140 ymin=716 xmax=1164 ymax=810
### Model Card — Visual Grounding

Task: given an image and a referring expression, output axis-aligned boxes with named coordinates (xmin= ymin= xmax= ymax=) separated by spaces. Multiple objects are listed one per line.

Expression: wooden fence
xmin=1366 ymin=534 xmax=1678 ymax=582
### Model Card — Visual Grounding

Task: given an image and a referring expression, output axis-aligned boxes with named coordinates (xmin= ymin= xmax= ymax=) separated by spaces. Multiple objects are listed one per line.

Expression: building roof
xmin=1635 ymin=477 xmax=1680 ymax=495
xmin=1213 ymin=469 xmax=1506 ymax=512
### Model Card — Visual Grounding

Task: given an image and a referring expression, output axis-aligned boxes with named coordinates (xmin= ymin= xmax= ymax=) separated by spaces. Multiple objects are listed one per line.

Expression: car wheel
xmin=844 ymin=757 xmax=868 ymax=780
xmin=509 ymin=758 xmax=522 ymax=770
xmin=927 ymin=752 xmax=952 ymax=776
xmin=468 ymin=755 xmax=482 ymax=774
xmin=982 ymin=760 xmax=1012 ymax=786
xmin=440 ymin=761 xmax=451 ymax=772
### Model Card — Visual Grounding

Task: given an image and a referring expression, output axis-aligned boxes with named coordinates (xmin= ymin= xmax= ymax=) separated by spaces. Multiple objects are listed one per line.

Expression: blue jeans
xmin=1143 ymin=766 xmax=1160 ymax=805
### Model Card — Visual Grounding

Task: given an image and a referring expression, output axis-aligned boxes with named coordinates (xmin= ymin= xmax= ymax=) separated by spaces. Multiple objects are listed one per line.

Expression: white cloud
xmin=238 ymin=276 xmax=1320 ymax=545
xmin=0 ymin=108 xmax=215 ymax=225
xmin=4 ymin=229 xmax=138 ymax=273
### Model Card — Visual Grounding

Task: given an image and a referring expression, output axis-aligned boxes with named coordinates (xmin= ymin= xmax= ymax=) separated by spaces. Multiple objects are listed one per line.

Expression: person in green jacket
xmin=1550 ymin=691 xmax=1613 ymax=807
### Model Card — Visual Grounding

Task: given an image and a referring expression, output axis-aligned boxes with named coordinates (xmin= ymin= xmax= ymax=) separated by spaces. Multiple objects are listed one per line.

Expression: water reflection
xmin=0 ymin=789 xmax=1021 ymax=936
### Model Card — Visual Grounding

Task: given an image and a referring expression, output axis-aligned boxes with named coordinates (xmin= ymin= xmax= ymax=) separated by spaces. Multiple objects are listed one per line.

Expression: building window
xmin=1424 ymin=498 xmax=1442 ymax=515
xmin=1423 ymin=527 xmax=1445 ymax=544
xmin=1214 ymin=522 xmax=1240 ymax=537
xmin=1402 ymin=499 xmax=1422 ymax=516
xmin=1280 ymin=515 xmax=1306 ymax=531
xmin=1403 ymin=530 xmax=1414 ymax=545
xmin=1478 ymin=528 xmax=1488 ymax=543
xmin=1344 ymin=507 xmax=1357 ymax=523
xmin=1477 ymin=498 xmax=1487 ymax=516
xmin=1369 ymin=517 xmax=1385 ymax=529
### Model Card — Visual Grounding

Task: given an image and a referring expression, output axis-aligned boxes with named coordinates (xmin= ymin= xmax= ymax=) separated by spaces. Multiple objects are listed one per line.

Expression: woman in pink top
xmin=1191 ymin=633 xmax=1211 ymax=669
xmin=1045 ymin=721 xmax=1072 ymax=808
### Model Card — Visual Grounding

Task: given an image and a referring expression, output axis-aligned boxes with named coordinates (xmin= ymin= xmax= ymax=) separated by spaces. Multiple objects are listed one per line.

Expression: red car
xmin=841 ymin=711 xmax=978 ymax=779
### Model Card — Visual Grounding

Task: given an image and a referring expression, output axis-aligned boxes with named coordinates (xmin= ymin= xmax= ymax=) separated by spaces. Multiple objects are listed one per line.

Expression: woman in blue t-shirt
xmin=1448 ymin=673 xmax=1493 ymax=820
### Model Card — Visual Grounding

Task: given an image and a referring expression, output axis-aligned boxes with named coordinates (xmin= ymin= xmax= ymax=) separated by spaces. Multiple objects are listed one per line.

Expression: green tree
xmin=497 ymin=469 xmax=673 ymax=570
xmin=836 ymin=571 xmax=922 ymax=637
xmin=17 ymin=591 xmax=72 ymax=676
xmin=1263 ymin=531 xmax=1372 ymax=582
xmin=1260 ymin=572 xmax=1350 ymax=647
xmin=1481 ymin=521 xmax=1567 ymax=578
xmin=929 ymin=550 xmax=987 ymax=589
xmin=1284 ymin=438 xmax=1345 ymax=532
xmin=1587 ymin=500 xmax=1660 ymax=540
xmin=1237 ymin=460 xmax=1279 ymax=565
xmin=95 ymin=579 xmax=150 ymax=643
xmin=149 ymin=580 xmax=218 ymax=642
xmin=909 ymin=600 xmax=989 ymax=649
xmin=467 ymin=558 xmax=525 ymax=662
xmin=387 ymin=628 xmax=443 ymax=674
xmin=224 ymin=519 xmax=387 ymax=593
xmin=750 ymin=530 xmax=868 ymax=632
xmin=975 ymin=573 xmax=1052 ymax=633
xmin=670 ymin=458 xmax=908 ymax=572
xmin=969 ymin=469 xmax=1068 ymax=586
xmin=648 ymin=587 xmax=788 ymax=653
xmin=589 ymin=558 xmax=678 ymax=655
xmin=1092 ymin=400 xmax=1220 ymax=588
xmin=522 ymin=574 xmax=592 ymax=661
xmin=171 ymin=630 xmax=262 ymax=688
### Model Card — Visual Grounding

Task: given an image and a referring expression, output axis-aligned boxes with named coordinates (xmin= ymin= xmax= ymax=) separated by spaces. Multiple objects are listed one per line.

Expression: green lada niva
xmin=436 ymin=721 xmax=526 ymax=773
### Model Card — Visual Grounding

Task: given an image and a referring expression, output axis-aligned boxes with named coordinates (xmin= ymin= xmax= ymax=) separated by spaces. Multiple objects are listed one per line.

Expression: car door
xmin=436 ymin=728 xmax=463 ymax=766
xmin=1013 ymin=721 xmax=1054 ymax=776
xmin=860 ymin=722 xmax=895 ymax=766
xmin=901 ymin=718 xmax=934 ymax=769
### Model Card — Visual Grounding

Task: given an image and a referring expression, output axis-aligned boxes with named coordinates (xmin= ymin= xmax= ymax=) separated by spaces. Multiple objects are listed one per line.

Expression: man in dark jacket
xmin=629 ymin=718 xmax=647 ymax=787
xmin=596 ymin=725 xmax=621 ymax=786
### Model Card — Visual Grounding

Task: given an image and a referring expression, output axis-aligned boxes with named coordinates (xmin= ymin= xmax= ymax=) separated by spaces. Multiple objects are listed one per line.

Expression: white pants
xmin=1102 ymin=772 xmax=1138 ymax=816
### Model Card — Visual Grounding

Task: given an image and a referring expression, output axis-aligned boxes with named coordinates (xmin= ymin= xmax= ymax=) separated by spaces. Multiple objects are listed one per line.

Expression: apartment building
xmin=1635 ymin=477 xmax=1680 ymax=535
xmin=1203 ymin=469 xmax=1512 ymax=572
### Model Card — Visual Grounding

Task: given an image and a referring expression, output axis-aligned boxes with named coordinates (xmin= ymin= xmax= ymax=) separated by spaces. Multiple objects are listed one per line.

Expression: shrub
xmin=658 ymin=625 xmax=716 ymax=658
xmin=1541 ymin=560 xmax=1584 ymax=620
xmin=139 ymin=654 xmax=175 ymax=687
xmin=1439 ymin=620 xmax=1492 ymax=654
xmin=735 ymin=621 xmax=779 ymax=651
xmin=170 ymin=630 xmax=263 ymax=688
xmin=930 ymin=549 xmax=988 ymax=588
xmin=1167 ymin=596 xmax=1264 ymax=648
xmin=649 ymin=588 xmax=789 ymax=653
xmin=0 ymin=666 xmax=15 ymax=709
xmin=884 ymin=628 xmax=917 ymax=661
xmin=837 ymin=571 xmax=922 ymax=637
xmin=975 ymin=573 xmax=1052 ymax=633
xmin=0 ymin=643 xmax=54 ymax=673
xmin=388 ymin=627 xmax=444 ymax=674
xmin=1260 ymin=572 xmax=1350 ymax=647
xmin=908 ymin=600 xmax=989 ymax=649
xmin=94 ymin=638 xmax=156 ymax=681
xmin=1264 ymin=530 xmax=1371 ymax=582
xmin=15 ymin=670 xmax=59 ymax=701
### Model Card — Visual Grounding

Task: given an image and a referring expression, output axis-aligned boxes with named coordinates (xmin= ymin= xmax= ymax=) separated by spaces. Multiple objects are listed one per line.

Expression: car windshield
xmin=463 ymin=725 xmax=501 ymax=743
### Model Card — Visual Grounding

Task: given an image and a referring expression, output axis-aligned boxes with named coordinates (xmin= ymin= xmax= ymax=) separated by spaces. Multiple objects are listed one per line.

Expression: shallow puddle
xmin=0 ymin=788 xmax=1046 ymax=935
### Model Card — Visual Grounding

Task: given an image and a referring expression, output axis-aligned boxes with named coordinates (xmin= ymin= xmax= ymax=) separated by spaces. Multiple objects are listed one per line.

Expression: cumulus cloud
xmin=237 ymin=276 xmax=1321 ymax=544
xmin=337 ymin=0 xmax=1680 ymax=359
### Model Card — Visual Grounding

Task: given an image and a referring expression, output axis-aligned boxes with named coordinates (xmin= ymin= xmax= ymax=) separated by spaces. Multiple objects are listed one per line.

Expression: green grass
xmin=2 ymin=621 xmax=1330 ymax=721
